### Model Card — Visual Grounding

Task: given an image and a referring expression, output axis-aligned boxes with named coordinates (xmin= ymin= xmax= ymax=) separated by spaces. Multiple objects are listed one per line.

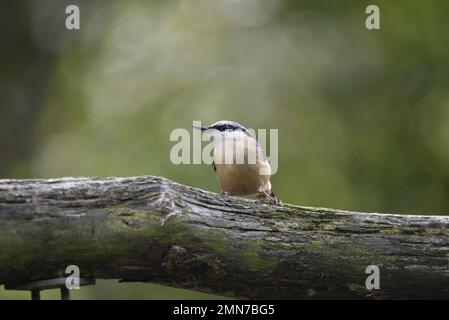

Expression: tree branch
xmin=0 ymin=176 xmax=448 ymax=299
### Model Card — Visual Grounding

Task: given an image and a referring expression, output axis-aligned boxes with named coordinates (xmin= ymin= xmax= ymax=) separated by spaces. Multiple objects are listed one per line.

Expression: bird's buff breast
xmin=214 ymin=138 xmax=271 ymax=195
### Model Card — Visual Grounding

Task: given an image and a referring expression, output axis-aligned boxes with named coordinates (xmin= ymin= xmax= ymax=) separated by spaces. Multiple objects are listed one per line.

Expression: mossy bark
xmin=0 ymin=176 xmax=449 ymax=299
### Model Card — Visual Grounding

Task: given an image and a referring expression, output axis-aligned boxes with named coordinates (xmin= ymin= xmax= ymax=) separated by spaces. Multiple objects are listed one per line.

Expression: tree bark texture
xmin=0 ymin=176 xmax=448 ymax=299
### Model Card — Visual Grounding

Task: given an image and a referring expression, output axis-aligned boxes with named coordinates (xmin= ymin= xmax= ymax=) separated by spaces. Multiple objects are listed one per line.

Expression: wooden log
xmin=0 ymin=176 xmax=448 ymax=299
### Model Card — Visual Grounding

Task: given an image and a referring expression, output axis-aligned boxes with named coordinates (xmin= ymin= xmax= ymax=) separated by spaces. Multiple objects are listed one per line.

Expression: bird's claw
xmin=257 ymin=191 xmax=282 ymax=205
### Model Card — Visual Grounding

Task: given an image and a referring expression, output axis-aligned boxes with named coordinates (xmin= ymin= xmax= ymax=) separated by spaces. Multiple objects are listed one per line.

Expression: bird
xmin=193 ymin=120 xmax=281 ymax=205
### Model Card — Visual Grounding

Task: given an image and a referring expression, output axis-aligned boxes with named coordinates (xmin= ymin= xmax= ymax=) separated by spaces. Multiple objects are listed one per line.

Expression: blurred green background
xmin=1 ymin=0 xmax=449 ymax=299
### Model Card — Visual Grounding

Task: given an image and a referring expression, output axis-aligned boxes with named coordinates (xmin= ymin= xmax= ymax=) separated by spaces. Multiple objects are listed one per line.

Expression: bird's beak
xmin=193 ymin=125 xmax=208 ymax=131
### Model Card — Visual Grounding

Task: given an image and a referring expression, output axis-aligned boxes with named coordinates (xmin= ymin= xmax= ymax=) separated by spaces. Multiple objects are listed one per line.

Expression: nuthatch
xmin=193 ymin=120 xmax=281 ymax=204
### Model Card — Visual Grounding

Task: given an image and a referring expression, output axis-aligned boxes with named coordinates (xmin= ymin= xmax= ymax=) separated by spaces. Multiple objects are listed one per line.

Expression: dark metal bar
xmin=31 ymin=289 xmax=40 ymax=300
xmin=60 ymin=287 xmax=70 ymax=300
xmin=5 ymin=278 xmax=95 ymax=300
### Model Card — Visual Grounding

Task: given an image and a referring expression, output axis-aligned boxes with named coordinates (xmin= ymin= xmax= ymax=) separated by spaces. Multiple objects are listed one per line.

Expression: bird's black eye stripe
xmin=215 ymin=124 xmax=232 ymax=131
xmin=212 ymin=123 xmax=246 ymax=132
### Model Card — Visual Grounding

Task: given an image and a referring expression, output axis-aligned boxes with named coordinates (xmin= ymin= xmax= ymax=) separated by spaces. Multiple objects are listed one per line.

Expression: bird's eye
xmin=213 ymin=124 xmax=239 ymax=131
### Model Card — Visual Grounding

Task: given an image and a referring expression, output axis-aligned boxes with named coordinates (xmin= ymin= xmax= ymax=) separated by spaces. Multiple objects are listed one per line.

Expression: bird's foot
xmin=221 ymin=190 xmax=231 ymax=196
xmin=257 ymin=191 xmax=282 ymax=205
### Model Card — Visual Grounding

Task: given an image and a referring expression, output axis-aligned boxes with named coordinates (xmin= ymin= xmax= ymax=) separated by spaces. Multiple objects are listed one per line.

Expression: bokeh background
xmin=1 ymin=0 xmax=449 ymax=299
